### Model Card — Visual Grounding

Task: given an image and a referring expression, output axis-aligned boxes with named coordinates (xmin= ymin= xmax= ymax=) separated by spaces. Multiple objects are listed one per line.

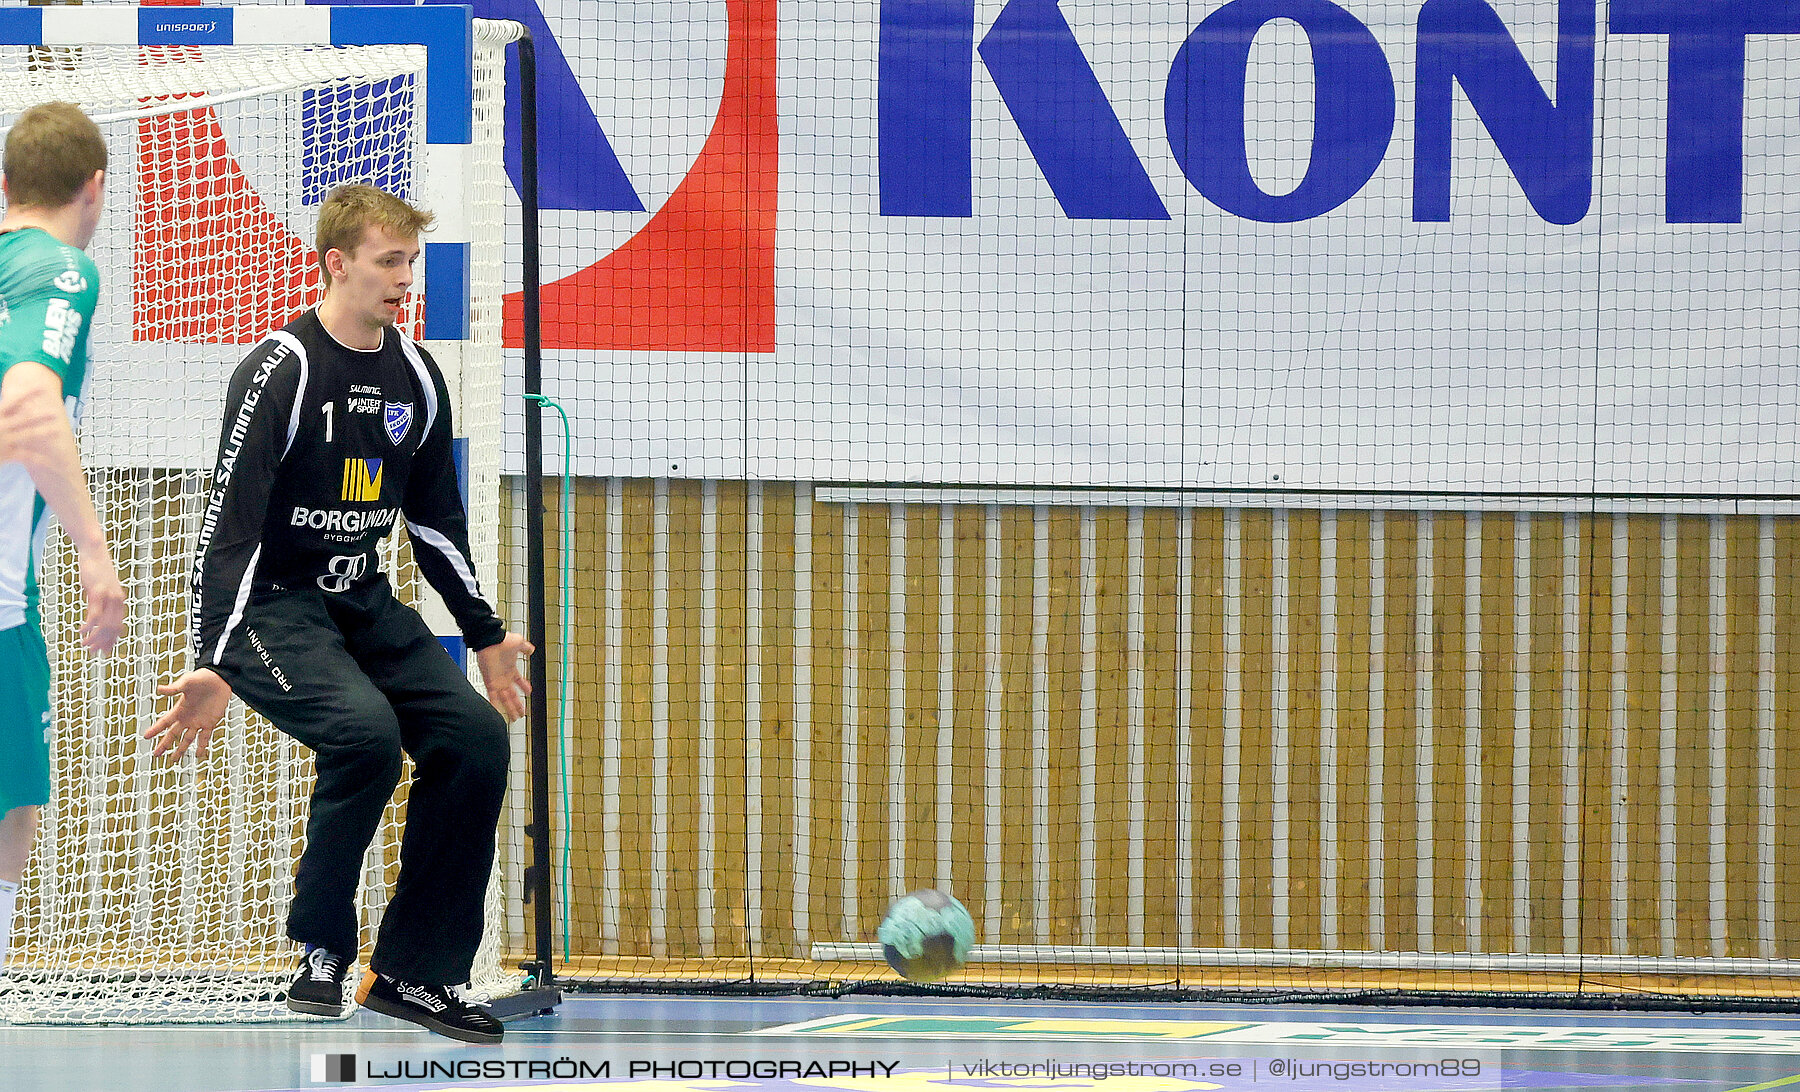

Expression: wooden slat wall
xmin=534 ymin=479 xmax=1800 ymax=974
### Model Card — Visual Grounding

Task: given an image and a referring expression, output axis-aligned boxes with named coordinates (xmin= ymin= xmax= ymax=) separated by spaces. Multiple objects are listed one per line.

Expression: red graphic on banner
xmin=131 ymin=0 xmax=319 ymax=342
xmin=503 ymin=0 xmax=778 ymax=353
xmin=135 ymin=107 xmax=322 ymax=344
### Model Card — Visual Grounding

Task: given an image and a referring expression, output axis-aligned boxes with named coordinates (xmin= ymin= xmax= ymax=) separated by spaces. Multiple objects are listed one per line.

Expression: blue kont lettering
xmin=977 ymin=0 xmax=1168 ymax=219
xmin=1414 ymin=0 xmax=1595 ymax=225
xmin=1610 ymin=0 xmax=1800 ymax=224
xmin=881 ymin=0 xmax=1168 ymax=219
xmin=1166 ymin=0 xmax=1394 ymax=223
xmin=880 ymin=0 xmax=976 ymax=216
xmin=882 ymin=0 xmax=1800 ymax=224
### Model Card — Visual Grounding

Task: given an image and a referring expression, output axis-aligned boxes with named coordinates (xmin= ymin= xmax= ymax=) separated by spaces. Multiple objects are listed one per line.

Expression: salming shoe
xmin=285 ymin=946 xmax=349 ymax=1016
xmin=355 ymin=971 xmax=504 ymax=1044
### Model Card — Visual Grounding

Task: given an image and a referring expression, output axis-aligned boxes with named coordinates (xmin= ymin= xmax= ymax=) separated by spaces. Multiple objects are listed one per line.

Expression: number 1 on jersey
xmin=322 ymin=400 xmax=334 ymax=443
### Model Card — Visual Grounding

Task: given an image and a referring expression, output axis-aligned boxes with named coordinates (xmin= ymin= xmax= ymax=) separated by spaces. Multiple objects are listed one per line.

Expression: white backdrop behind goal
xmin=489 ymin=0 xmax=1800 ymax=500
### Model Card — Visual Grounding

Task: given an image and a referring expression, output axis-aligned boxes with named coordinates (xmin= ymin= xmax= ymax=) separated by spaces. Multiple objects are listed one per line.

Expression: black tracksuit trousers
xmin=214 ymin=575 xmax=508 ymax=985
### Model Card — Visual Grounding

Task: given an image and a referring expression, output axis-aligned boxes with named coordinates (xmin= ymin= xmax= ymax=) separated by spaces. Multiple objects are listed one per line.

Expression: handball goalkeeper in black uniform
xmin=149 ymin=185 xmax=532 ymax=1044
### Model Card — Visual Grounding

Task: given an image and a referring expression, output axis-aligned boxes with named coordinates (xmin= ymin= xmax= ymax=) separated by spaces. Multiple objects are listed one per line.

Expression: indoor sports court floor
xmin=11 ymin=993 xmax=1800 ymax=1092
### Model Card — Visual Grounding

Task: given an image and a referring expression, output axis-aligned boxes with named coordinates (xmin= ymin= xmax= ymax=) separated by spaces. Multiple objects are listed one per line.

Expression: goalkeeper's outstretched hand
xmin=476 ymin=631 xmax=534 ymax=723
xmin=147 ymin=667 xmax=233 ymax=761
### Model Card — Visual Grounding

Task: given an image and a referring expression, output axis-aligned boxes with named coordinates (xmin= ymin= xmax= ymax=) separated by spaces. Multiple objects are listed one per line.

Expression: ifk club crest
xmin=384 ymin=402 xmax=413 ymax=446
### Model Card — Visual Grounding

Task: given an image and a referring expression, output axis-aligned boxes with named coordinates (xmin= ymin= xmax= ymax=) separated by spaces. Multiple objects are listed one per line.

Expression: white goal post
xmin=0 ymin=5 xmax=527 ymax=1023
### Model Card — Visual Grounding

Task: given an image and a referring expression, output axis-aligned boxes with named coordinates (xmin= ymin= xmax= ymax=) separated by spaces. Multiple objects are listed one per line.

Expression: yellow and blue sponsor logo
xmin=340 ymin=457 xmax=383 ymax=503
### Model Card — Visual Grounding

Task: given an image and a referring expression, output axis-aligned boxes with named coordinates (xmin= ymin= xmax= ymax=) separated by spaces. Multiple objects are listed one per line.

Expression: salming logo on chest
xmin=346 ymin=382 xmax=388 ymax=419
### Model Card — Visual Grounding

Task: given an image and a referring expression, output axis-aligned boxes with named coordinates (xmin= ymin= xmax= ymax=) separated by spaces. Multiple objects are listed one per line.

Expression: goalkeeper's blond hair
xmin=315 ymin=184 xmax=434 ymax=281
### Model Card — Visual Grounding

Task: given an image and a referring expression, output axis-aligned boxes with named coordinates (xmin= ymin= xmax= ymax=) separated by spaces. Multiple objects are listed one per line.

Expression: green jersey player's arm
xmin=0 ymin=360 xmax=121 ymax=650
xmin=0 ymin=359 xmax=102 ymax=554
xmin=0 ymin=247 xmax=119 ymax=650
xmin=0 ymin=244 xmax=103 ymax=548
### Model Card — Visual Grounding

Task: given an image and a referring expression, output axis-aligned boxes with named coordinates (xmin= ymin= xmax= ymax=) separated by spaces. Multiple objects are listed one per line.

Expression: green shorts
xmin=0 ymin=616 xmax=52 ymax=815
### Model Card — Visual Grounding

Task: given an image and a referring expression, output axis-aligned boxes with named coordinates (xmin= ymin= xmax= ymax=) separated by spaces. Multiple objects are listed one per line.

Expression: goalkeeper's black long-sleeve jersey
xmin=190 ymin=309 xmax=505 ymax=666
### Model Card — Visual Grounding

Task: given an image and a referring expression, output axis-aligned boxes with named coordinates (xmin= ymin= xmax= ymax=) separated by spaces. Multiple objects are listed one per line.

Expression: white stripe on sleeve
xmin=405 ymin=521 xmax=482 ymax=600
xmin=210 ymin=544 xmax=262 ymax=665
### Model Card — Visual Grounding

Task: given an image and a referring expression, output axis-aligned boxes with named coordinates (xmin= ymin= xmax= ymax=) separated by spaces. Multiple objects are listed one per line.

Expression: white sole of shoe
xmin=285 ymin=996 xmax=344 ymax=1017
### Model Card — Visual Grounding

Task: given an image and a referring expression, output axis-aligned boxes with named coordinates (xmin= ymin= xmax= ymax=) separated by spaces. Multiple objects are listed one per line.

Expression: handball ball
xmin=877 ymin=889 xmax=975 ymax=982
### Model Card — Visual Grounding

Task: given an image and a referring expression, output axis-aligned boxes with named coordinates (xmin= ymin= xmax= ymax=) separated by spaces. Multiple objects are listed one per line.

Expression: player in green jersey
xmin=0 ymin=102 xmax=124 ymax=972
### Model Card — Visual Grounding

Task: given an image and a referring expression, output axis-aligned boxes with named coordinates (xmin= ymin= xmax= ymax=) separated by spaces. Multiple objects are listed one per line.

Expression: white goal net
xmin=0 ymin=15 xmax=524 ymax=1023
